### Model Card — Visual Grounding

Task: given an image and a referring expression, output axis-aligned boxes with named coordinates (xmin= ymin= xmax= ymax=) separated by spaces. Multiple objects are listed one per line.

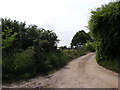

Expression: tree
xmin=2 ymin=18 xmax=61 ymax=79
xmin=2 ymin=18 xmax=26 ymax=52
xmin=88 ymin=1 xmax=120 ymax=61
xmin=71 ymin=30 xmax=92 ymax=48
xmin=2 ymin=18 xmax=59 ymax=53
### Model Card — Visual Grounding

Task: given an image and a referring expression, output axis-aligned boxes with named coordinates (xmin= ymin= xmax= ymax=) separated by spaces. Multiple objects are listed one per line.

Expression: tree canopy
xmin=88 ymin=1 xmax=120 ymax=61
xmin=2 ymin=18 xmax=62 ymax=80
xmin=2 ymin=18 xmax=59 ymax=55
xmin=71 ymin=30 xmax=92 ymax=47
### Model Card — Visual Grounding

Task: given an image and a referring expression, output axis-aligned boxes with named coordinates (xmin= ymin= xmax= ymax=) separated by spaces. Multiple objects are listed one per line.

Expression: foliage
xmin=2 ymin=18 xmax=59 ymax=52
xmin=2 ymin=18 xmax=26 ymax=52
xmin=83 ymin=41 xmax=95 ymax=52
xmin=71 ymin=30 xmax=93 ymax=48
xmin=2 ymin=28 xmax=17 ymax=49
xmin=2 ymin=18 xmax=71 ymax=82
xmin=88 ymin=1 xmax=120 ymax=72
xmin=59 ymin=46 xmax=67 ymax=52
xmin=3 ymin=46 xmax=36 ymax=80
xmin=63 ymin=46 xmax=91 ymax=60
xmin=2 ymin=17 xmax=97 ymax=82
xmin=46 ymin=52 xmax=69 ymax=70
xmin=98 ymin=59 xmax=119 ymax=73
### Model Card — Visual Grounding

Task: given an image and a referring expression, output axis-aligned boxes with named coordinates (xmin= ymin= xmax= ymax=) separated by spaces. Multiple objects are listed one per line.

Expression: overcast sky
xmin=1 ymin=0 xmax=114 ymax=47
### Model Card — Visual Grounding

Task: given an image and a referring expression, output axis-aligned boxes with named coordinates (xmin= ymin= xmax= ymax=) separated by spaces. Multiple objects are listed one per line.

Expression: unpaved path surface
xmin=2 ymin=53 xmax=118 ymax=88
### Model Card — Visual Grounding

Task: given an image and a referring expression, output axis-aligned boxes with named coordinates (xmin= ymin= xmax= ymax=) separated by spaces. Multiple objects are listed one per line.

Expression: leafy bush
xmin=34 ymin=51 xmax=69 ymax=74
xmin=3 ymin=46 xmax=36 ymax=80
xmin=88 ymin=1 xmax=120 ymax=72
xmin=83 ymin=41 xmax=95 ymax=52
xmin=98 ymin=59 xmax=119 ymax=73
xmin=13 ymin=47 xmax=35 ymax=75
xmin=2 ymin=17 xmax=95 ymax=82
xmin=63 ymin=48 xmax=89 ymax=60
xmin=2 ymin=18 xmax=60 ymax=81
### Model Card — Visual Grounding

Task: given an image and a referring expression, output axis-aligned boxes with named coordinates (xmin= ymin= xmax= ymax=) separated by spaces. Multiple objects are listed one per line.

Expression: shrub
xmin=88 ymin=1 xmax=120 ymax=72
xmin=35 ymin=52 xmax=69 ymax=74
xmin=83 ymin=41 xmax=95 ymax=52
xmin=98 ymin=59 xmax=119 ymax=73
xmin=3 ymin=46 xmax=36 ymax=80
xmin=63 ymin=48 xmax=89 ymax=60
xmin=89 ymin=1 xmax=120 ymax=61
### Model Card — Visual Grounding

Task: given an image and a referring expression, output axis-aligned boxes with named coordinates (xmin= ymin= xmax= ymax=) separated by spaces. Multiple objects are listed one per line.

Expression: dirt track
xmin=2 ymin=53 xmax=118 ymax=88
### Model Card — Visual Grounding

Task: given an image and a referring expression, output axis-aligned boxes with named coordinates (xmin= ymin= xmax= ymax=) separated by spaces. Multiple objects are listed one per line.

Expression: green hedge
xmin=89 ymin=1 xmax=120 ymax=72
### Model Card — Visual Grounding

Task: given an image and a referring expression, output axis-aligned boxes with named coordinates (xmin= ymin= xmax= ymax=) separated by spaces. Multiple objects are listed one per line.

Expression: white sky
xmin=0 ymin=0 xmax=114 ymax=47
